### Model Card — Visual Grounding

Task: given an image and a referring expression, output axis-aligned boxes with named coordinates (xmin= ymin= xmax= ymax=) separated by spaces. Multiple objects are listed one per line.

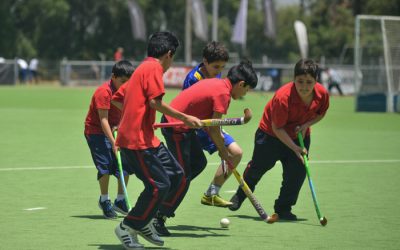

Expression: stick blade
xmin=265 ymin=213 xmax=279 ymax=224
xmin=320 ymin=217 xmax=328 ymax=226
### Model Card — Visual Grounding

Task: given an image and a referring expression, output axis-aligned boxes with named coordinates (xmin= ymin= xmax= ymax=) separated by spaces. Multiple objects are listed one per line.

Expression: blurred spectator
xmin=326 ymin=67 xmax=344 ymax=96
xmin=29 ymin=58 xmax=39 ymax=84
xmin=17 ymin=58 xmax=29 ymax=84
xmin=114 ymin=47 xmax=124 ymax=61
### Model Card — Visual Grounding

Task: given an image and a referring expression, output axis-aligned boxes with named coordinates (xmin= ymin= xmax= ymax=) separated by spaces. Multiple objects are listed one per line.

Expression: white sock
xmin=116 ymin=194 xmax=125 ymax=201
xmin=100 ymin=194 xmax=109 ymax=202
xmin=206 ymin=184 xmax=221 ymax=196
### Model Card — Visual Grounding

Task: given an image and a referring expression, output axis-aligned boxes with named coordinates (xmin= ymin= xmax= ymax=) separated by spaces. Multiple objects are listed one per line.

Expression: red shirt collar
xmin=223 ymin=78 xmax=233 ymax=94
xmin=143 ymin=57 xmax=159 ymax=62
xmin=108 ymin=80 xmax=117 ymax=93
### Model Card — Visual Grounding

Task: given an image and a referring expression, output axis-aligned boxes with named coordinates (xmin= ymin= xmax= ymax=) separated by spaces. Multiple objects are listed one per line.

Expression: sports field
xmin=1 ymin=85 xmax=399 ymax=250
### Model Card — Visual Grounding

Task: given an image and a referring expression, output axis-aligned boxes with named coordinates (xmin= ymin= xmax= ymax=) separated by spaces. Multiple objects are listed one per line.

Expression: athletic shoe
xmin=228 ymin=194 xmax=244 ymax=211
xmin=277 ymin=211 xmax=297 ymax=221
xmin=115 ymin=222 xmax=144 ymax=250
xmin=135 ymin=222 xmax=164 ymax=246
xmin=113 ymin=198 xmax=129 ymax=215
xmin=98 ymin=198 xmax=117 ymax=219
xmin=201 ymin=194 xmax=233 ymax=207
xmin=152 ymin=213 xmax=171 ymax=236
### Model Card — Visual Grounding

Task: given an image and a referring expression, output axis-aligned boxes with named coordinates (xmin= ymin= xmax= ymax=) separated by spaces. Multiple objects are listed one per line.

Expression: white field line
xmin=24 ymin=207 xmax=47 ymax=211
xmin=0 ymin=166 xmax=92 ymax=171
xmin=1 ymin=159 xmax=399 ymax=172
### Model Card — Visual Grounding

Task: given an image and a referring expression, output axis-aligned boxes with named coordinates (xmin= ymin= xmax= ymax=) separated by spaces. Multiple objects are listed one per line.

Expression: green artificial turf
xmin=0 ymin=86 xmax=399 ymax=249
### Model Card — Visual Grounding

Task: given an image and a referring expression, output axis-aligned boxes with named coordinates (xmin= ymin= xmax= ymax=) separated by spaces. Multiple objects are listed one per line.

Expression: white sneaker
xmin=115 ymin=222 xmax=144 ymax=249
xmin=136 ymin=222 xmax=164 ymax=246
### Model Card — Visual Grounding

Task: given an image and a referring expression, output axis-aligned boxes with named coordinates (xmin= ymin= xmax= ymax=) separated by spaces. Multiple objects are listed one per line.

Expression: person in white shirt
xmin=29 ymin=58 xmax=39 ymax=84
xmin=17 ymin=58 xmax=29 ymax=83
xmin=326 ymin=67 xmax=344 ymax=96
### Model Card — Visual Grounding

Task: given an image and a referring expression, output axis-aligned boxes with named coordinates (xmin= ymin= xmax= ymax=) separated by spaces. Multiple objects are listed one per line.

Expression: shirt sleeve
xmin=270 ymin=95 xmax=289 ymax=128
xmin=212 ymin=93 xmax=230 ymax=115
xmin=182 ymin=72 xmax=201 ymax=90
xmin=316 ymin=92 xmax=330 ymax=116
xmin=94 ymin=88 xmax=111 ymax=110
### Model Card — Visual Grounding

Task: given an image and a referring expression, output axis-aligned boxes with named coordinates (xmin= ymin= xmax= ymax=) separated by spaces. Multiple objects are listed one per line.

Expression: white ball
xmin=220 ymin=218 xmax=230 ymax=228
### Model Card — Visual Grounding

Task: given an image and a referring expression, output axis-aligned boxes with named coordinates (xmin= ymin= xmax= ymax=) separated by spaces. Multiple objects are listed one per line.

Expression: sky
xmin=276 ymin=0 xmax=300 ymax=8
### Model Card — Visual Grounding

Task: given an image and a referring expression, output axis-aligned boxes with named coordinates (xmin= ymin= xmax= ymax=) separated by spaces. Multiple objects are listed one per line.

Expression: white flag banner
xmin=231 ymin=0 xmax=248 ymax=45
xmin=191 ymin=0 xmax=208 ymax=41
xmin=294 ymin=20 xmax=308 ymax=58
xmin=263 ymin=0 xmax=276 ymax=39
xmin=127 ymin=0 xmax=146 ymax=41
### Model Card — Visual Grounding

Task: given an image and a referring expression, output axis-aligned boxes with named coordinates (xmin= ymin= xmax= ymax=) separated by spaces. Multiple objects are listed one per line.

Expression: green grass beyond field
xmin=0 ymin=85 xmax=399 ymax=249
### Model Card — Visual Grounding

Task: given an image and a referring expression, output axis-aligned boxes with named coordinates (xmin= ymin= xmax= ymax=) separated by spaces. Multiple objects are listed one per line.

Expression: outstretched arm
xmin=149 ymin=97 xmax=202 ymax=128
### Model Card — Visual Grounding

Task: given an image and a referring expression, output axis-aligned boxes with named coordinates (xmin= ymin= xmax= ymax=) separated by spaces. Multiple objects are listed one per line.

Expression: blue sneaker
xmin=113 ymin=198 xmax=129 ymax=215
xmin=98 ymin=198 xmax=117 ymax=219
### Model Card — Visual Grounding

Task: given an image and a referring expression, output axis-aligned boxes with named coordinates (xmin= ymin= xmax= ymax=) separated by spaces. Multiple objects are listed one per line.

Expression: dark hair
xmin=294 ymin=59 xmax=319 ymax=80
xmin=112 ymin=60 xmax=135 ymax=78
xmin=147 ymin=31 xmax=180 ymax=58
xmin=227 ymin=59 xmax=258 ymax=89
xmin=202 ymin=41 xmax=229 ymax=63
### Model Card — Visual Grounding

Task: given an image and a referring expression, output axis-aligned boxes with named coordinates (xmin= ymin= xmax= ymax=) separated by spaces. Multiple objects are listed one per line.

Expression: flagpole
xmin=212 ymin=0 xmax=219 ymax=41
xmin=185 ymin=0 xmax=192 ymax=64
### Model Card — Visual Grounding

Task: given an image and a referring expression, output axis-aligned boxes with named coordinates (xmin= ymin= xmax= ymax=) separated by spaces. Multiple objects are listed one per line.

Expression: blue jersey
xmin=182 ymin=63 xmax=222 ymax=90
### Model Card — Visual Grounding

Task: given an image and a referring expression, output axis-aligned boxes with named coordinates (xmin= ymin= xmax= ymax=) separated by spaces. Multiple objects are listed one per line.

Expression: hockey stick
xmin=113 ymin=130 xmax=131 ymax=211
xmin=224 ymin=160 xmax=278 ymax=224
xmin=297 ymin=132 xmax=327 ymax=226
xmin=153 ymin=108 xmax=252 ymax=129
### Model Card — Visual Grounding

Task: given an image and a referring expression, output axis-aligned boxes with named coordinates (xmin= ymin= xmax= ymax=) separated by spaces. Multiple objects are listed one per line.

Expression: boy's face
xmin=294 ymin=73 xmax=316 ymax=98
xmin=203 ymin=60 xmax=226 ymax=78
xmin=231 ymin=81 xmax=250 ymax=100
xmin=162 ymin=51 xmax=174 ymax=73
xmin=112 ymin=75 xmax=130 ymax=89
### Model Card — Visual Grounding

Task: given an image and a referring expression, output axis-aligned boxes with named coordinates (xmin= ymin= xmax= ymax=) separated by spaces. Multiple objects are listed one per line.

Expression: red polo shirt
xmin=166 ymin=78 xmax=232 ymax=132
xmin=112 ymin=82 xmax=126 ymax=103
xmin=84 ymin=81 xmax=121 ymax=135
xmin=115 ymin=57 xmax=165 ymax=150
xmin=259 ymin=82 xmax=329 ymax=139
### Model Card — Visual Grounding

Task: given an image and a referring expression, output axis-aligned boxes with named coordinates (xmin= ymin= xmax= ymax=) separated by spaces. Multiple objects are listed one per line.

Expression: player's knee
xmin=228 ymin=143 xmax=243 ymax=160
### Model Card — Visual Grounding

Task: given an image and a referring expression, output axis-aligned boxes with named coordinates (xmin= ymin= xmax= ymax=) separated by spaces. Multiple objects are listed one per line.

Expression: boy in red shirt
xmin=229 ymin=59 xmax=330 ymax=221
xmin=84 ymin=60 xmax=135 ymax=219
xmin=181 ymin=41 xmax=237 ymax=207
xmin=152 ymin=60 xmax=258 ymax=236
xmin=113 ymin=32 xmax=202 ymax=249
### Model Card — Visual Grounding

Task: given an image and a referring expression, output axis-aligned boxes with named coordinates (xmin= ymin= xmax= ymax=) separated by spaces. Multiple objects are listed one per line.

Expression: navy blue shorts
xmin=85 ymin=134 xmax=134 ymax=180
xmin=196 ymin=129 xmax=235 ymax=154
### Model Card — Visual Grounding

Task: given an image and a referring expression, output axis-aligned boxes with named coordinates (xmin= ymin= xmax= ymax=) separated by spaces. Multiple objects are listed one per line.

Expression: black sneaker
xmin=98 ymin=198 xmax=117 ymax=219
xmin=228 ymin=194 xmax=244 ymax=211
xmin=113 ymin=198 xmax=129 ymax=215
xmin=152 ymin=213 xmax=171 ymax=236
xmin=277 ymin=211 xmax=297 ymax=221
